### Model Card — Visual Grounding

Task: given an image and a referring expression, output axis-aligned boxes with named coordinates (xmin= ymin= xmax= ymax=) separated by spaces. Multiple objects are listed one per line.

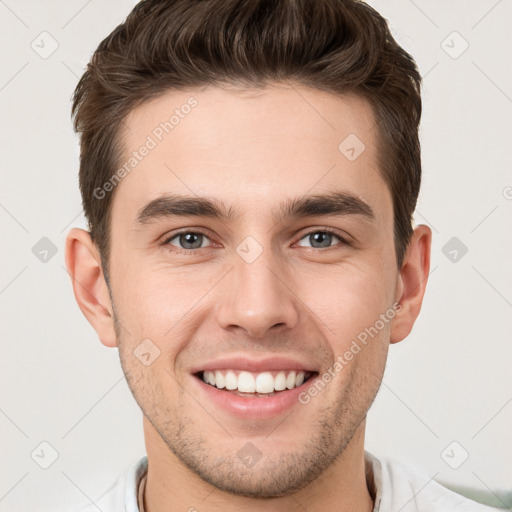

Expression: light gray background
xmin=0 ymin=0 xmax=511 ymax=510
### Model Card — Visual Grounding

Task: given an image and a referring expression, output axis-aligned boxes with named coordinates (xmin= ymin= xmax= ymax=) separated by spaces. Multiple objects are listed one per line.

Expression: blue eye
xmin=163 ymin=228 xmax=348 ymax=254
xmin=296 ymin=229 xmax=346 ymax=249
xmin=165 ymin=232 xmax=212 ymax=250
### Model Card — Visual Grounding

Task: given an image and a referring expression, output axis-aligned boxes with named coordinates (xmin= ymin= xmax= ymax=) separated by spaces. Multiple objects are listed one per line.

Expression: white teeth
xmin=215 ymin=370 xmax=225 ymax=389
xmin=225 ymin=371 xmax=237 ymax=390
xmin=274 ymin=371 xmax=287 ymax=390
xmin=238 ymin=371 xmax=256 ymax=392
xmin=255 ymin=372 xmax=274 ymax=393
xmin=286 ymin=371 xmax=296 ymax=390
xmin=201 ymin=369 xmax=309 ymax=394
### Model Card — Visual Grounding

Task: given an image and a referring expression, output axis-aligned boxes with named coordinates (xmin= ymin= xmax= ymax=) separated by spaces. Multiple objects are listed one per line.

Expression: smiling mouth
xmin=195 ymin=369 xmax=317 ymax=397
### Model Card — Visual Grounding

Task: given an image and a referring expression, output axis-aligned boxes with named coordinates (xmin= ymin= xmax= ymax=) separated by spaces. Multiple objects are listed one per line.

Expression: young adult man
xmin=65 ymin=1 xmax=499 ymax=510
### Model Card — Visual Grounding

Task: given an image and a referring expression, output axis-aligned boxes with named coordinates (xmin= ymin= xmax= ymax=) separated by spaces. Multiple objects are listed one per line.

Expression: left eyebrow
xmin=274 ymin=191 xmax=375 ymax=225
xmin=134 ymin=191 xmax=375 ymax=226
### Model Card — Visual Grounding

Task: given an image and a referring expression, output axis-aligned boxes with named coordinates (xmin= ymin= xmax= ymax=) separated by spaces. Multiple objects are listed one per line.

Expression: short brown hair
xmin=72 ymin=0 xmax=422 ymax=282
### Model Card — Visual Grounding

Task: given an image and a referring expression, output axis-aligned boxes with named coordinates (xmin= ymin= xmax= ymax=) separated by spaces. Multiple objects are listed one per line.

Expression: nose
xmin=215 ymin=248 xmax=300 ymax=339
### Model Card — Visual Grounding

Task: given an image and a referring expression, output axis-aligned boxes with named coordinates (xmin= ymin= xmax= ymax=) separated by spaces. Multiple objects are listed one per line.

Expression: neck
xmin=141 ymin=417 xmax=374 ymax=512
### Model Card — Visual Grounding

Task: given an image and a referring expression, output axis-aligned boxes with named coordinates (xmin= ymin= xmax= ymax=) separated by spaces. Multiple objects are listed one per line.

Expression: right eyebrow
xmin=136 ymin=194 xmax=238 ymax=225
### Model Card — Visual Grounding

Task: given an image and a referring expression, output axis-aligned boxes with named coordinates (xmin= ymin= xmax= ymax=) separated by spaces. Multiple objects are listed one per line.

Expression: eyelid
xmin=294 ymin=226 xmax=350 ymax=247
xmin=162 ymin=228 xmax=215 ymax=247
xmin=162 ymin=226 xmax=351 ymax=253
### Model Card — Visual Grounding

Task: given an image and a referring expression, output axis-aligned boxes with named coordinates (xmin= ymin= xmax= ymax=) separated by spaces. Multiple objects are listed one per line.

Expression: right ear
xmin=64 ymin=228 xmax=117 ymax=347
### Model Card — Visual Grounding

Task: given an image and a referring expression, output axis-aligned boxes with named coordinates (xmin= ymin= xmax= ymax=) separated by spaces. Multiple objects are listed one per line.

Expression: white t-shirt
xmin=69 ymin=451 xmax=501 ymax=511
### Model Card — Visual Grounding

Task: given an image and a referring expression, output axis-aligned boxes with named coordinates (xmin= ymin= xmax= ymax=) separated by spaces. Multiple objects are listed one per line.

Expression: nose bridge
xmin=215 ymin=239 xmax=299 ymax=338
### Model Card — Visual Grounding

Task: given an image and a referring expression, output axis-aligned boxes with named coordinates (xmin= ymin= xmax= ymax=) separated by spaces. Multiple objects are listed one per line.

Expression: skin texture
xmin=66 ymin=83 xmax=431 ymax=512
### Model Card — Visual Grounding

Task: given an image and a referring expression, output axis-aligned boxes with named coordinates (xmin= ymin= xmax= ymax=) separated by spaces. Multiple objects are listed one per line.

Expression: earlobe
xmin=390 ymin=225 xmax=432 ymax=344
xmin=64 ymin=228 xmax=118 ymax=348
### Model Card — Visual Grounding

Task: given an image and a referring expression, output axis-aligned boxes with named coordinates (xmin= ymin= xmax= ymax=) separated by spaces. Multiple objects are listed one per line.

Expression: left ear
xmin=390 ymin=224 xmax=432 ymax=344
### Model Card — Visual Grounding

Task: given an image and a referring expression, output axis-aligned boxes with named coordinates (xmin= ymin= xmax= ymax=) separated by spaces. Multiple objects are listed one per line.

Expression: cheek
xmin=301 ymin=263 xmax=395 ymax=343
xmin=112 ymin=261 xmax=211 ymax=335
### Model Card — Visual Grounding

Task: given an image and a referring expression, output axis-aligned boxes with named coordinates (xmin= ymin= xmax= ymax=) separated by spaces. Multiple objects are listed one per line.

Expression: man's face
xmin=108 ymin=85 xmax=400 ymax=496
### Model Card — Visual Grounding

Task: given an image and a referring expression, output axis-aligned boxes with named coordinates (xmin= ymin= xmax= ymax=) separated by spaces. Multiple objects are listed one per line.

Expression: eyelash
xmin=162 ymin=227 xmax=350 ymax=254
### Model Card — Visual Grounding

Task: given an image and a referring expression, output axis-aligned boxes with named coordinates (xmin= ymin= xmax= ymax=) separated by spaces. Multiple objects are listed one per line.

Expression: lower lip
xmin=191 ymin=374 xmax=318 ymax=419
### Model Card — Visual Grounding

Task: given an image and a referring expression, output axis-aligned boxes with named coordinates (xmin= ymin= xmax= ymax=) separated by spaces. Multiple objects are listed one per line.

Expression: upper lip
xmin=190 ymin=355 xmax=319 ymax=374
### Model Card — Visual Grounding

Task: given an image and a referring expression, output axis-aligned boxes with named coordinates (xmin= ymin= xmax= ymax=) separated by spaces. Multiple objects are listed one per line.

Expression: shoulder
xmin=365 ymin=451 xmax=501 ymax=512
xmin=67 ymin=455 xmax=148 ymax=512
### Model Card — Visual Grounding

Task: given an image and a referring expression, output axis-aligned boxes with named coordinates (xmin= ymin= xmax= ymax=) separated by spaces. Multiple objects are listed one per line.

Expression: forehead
xmin=111 ymin=84 xmax=391 ymax=227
